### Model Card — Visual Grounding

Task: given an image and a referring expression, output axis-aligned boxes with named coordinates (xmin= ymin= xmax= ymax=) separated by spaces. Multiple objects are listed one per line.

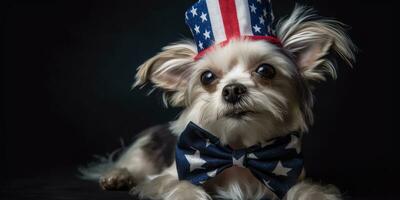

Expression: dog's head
xmin=134 ymin=7 xmax=355 ymax=146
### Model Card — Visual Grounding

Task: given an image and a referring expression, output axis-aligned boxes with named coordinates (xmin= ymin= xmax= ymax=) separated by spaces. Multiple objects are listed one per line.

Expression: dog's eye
xmin=255 ymin=64 xmax=276 ymax=79
xmin=200 ymin=70 xmax=216 ymax=85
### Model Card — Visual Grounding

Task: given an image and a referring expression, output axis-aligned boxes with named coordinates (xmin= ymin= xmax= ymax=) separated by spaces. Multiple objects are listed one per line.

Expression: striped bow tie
xmin=175 ymin=122 xmax=304 ymax=199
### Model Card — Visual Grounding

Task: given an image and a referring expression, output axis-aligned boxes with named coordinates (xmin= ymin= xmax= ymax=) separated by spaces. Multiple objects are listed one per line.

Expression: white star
xmin=198 ymin=41 xmax=204 ymax=49
xmin=232 ymin=155 xmax=245 ymax=168
xmin=205 ymin=138 xmax=211 ymax=147
xmin=185 ymin=12 xmax=189 ymax=20
xmin=285 ymin=135 xmax=301 ymax=154
xmin=185 ymin=150 xmax=206 ymax=172
xmin=194 ymin=25 xmax=200 ymax=34
xmin=272 ymin=161 xmax=292 ymax=176
xmin=250 ymin=4 xmax=257 ymax=13
xmin=200 ymin=12 xmax=208 ymax=22
xmin=207 ymin=169 xmax=218 ymax=177
xmin=263 ymin=9 xmax=267 ymax=17
xmin=248 ymin=153 xmax=258 ymax=159
xmin=263 ymin=180 xmax=275 ymax=191
xmin=190 ymin=7 xmax=198 ymax=17
xmin=203 ymin=29 xmax=210 ymax=40
xmin=259 ymin=16 xmax=265 ymax=25
xmin=253 ymin=24 xmax=261 ymax=33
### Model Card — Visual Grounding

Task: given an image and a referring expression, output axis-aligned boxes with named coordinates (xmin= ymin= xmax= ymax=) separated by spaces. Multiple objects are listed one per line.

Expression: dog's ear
xmin=276 ymin=6 xmax=356 ymax=82
xmin=134 ymin=41 xmax=197 ymax=106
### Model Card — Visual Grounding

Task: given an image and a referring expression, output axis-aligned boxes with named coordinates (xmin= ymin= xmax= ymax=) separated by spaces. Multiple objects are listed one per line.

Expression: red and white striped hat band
xmin=185 ymin=0 xmax=281 ymax=60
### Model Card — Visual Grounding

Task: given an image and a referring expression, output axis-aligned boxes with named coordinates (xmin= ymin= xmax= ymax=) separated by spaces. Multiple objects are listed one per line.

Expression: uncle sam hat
xmin=185 ymin=0 xmax=281 ymax=59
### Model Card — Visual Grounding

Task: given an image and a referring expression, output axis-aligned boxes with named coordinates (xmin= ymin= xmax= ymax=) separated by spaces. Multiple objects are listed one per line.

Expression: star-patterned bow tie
xmin=175 ymin=122 xmax=304 ymax=199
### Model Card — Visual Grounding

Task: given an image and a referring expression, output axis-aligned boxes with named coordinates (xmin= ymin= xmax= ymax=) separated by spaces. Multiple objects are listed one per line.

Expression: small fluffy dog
xmin=81 ymin=2 xmax=355 ymax=200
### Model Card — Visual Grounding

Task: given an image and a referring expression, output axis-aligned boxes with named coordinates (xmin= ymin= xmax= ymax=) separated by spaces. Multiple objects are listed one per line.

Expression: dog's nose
xmin=222 ymin=83 xmax=247 ymax=104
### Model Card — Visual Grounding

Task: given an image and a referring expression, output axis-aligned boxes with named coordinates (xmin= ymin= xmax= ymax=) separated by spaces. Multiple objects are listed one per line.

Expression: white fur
xmin=285 ymin=181 xmax=342 ymax=200
xmin=132 ymin=164 xmax=211 ymax=200
xmin=79 ymin=129 xmax=159 ymax=182
xmin=114 ymin=134 xmax=158 ymax=180
xmin=214 ymin=181 xmax=271 ymax=200
xmin=78 ymin=139 xmax=125 ymax=180
xmin=276 ymin=5 xmax=356 ymax=81
xmin=170 ymin=40 xmax=305 ymax=147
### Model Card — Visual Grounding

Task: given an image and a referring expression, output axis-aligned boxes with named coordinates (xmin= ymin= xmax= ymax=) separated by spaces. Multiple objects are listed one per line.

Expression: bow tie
xmin=175 ymin=122 xmax=304 ymax=199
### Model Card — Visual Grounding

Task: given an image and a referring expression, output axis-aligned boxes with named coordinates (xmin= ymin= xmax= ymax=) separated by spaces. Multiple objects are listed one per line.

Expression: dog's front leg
xmin=133 ymin=175 xmax=210 ymax=200
xmin=132 ymin=164 xmax=211 ymax=200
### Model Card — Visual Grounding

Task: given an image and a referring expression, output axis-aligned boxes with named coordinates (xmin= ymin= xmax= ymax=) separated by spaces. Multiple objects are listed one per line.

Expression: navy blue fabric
xmin=175 ymin=122 xmax=303 ymax=199
xmin=185 ymin=0 xmax=215 ymax=52
xmin=248 ymin=0 xmax=274 ymax=36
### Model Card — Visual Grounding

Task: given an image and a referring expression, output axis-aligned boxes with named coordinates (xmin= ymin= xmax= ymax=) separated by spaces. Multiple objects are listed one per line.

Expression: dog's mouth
xmin=224 ymin=109 xmax=255 ymax=119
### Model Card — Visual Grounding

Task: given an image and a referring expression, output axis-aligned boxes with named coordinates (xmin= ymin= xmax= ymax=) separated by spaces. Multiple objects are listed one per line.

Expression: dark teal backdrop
xmin=1 ymin=0 xmax=396 ymax=199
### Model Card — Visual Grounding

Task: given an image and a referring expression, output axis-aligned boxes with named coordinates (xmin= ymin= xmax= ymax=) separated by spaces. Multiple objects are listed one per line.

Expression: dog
xmin=80 ymin=1 xmax=355 ymax=200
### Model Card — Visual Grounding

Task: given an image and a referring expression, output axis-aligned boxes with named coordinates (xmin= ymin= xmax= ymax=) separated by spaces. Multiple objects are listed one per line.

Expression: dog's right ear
xmin=133 ymin=41 xmax=197 ymax=106
xmin=276 ymin=6 xmax=356 ymax=82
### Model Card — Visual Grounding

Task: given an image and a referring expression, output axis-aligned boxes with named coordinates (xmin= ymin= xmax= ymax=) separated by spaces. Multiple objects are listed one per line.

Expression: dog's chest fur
xmin=204 ymin=166 xmax=274 ymax=198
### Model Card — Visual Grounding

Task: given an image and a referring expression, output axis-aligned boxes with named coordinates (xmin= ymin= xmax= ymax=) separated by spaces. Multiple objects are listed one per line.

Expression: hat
xmin=185 ymin=0 xmax=281 ymax=59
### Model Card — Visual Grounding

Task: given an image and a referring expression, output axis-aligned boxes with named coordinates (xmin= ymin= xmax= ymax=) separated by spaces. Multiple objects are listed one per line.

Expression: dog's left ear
xmin=277 ymin=6 xmax=356 ymax=82
xmin=134 ymin=41 xmax=197 ymax=106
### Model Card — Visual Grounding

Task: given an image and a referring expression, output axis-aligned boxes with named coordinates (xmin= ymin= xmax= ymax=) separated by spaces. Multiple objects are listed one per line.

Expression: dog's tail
xmin=77 ymin=139 xmax=126 ymax=181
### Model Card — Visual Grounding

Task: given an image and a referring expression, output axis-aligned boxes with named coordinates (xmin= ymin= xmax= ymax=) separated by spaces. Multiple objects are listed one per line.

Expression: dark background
xmin=1 ymin=0 xmax=396 ymax=199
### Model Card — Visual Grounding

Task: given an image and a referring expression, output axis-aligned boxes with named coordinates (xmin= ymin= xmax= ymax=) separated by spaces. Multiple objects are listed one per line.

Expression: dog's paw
xmin=131 ymin=175 xmax=211 ymax=200
xmin=99 ymin=168 xmax=135 ymax=191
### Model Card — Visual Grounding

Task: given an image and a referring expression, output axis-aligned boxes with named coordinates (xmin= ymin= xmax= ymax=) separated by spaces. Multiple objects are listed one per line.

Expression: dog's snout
xmin=222 ymin=83 xmax=247 ymax=104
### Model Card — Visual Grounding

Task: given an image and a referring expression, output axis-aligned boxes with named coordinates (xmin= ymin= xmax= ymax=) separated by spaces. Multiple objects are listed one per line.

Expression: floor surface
xmin=0 ymin=168 xmax=390 ymax=200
